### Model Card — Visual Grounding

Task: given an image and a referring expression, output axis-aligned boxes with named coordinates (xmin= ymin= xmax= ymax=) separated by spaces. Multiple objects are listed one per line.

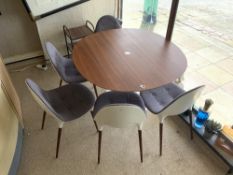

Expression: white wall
xmin=0 ymin=0 xmax=116 ymax=62
xmin=0 ymin=0 xmax=42 ymax=62
xmin=35 ymin=0 xmax=117 ymax=59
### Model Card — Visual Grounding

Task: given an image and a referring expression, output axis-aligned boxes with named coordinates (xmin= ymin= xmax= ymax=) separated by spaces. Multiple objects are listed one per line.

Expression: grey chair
xmin=91 ymin=91 xmax=146 ymax=163
xmin=94 ymin=15 xmax=122 ymax=33
xmin=140 ymin=83 xmax=204 ymax=156
xmin=45 ymin=42 xmax=98 ymax=97
xmin=25 ymin=79 xmax=95 ymax=158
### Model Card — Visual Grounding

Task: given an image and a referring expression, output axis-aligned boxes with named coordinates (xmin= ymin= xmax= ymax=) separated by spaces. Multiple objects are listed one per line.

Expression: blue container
xmin=194 ymin=109 xmax=209 ymax=128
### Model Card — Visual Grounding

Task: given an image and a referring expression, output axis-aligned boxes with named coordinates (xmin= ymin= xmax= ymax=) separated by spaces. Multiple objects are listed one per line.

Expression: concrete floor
xmin=123 ymin=0 xmax=233 ymax=125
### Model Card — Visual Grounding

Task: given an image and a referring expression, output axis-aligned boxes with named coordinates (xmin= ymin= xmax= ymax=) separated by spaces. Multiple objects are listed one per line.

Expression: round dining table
xmin=72 ymin=29 xmax=187 ymax=92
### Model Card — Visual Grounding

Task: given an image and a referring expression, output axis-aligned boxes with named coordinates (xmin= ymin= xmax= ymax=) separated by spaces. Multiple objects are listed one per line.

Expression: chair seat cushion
xmin=62 ymin=59 xmax=86 ymax=83
xmin=92 ymin=91 xmax=145 ymax=117
xmin=26 ymin=79 xmax=95 ymax=122
xmin=140 ymin=83 xmax=184 ymax=114
xmin=45 ymin=84 xmax=94 ymax=122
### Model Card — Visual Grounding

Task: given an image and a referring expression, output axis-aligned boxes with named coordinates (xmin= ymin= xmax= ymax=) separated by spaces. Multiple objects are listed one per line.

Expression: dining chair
xmin=25 ymin=79 xmax=95 ymax=158
xmin=94 ymin=15 xmax=122 ymax=33
xmin=45 ymin=42 xmax=98 ymax=97
xmin=91 ymin=91 xmax=146 ymax=163
xmin=140 ymin=83 xmax=205 ymax=156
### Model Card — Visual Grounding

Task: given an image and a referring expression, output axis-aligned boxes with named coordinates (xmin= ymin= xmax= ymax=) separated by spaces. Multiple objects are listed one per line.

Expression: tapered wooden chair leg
xmin=138 ymin=130 xmax=143 ymax=162
xmin=93 ymin=119 xmax=98 ymax=131
xmin=189 ymin=110 xmax=194 ymax=140
xmin=91 ymin=111 xmax=98 ymax=132
xmin=56 ymin=128 xmax=63 ymax=158
xmin=59 ymin=79 xmax=63 ymax=87
xmin=93 ymin=120 xmax=98 ymax=132
xmin=41 ymin=111 xmax=46 ymax=130
xmin=93 ymin=84 xmax=98 ymax=97
xmin=159 ymin=123 xmax=163 ymax=156
xmin=98 ymin=130 xmax=102 ymax=164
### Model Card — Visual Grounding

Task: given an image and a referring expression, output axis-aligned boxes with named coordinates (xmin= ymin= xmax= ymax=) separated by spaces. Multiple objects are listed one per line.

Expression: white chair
xmin=140 ymin=83 xmax=204 ymax=156
xmin=91 ymin=91 xmax=146 ymax=163
xmin=25 ymin=79 xmax=95 ymax=158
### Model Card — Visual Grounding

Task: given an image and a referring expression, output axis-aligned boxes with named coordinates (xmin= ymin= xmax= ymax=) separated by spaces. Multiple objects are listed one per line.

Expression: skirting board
xmin=3 ymin=50 xmax=44 ymax=64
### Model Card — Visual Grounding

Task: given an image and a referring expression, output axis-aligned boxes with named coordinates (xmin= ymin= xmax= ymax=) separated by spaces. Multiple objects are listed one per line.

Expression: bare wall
xmin=35 ymin=0 xmax=117 ymax=59
xmin=0 ymin=0 xmax=42 ymax=61
xmin=0 ymin=0 xmax=117 ymax=62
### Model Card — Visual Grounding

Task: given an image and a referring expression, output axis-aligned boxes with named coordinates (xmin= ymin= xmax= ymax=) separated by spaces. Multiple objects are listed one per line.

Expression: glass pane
xmin=122 ymin=0 xmax=159 ymax=31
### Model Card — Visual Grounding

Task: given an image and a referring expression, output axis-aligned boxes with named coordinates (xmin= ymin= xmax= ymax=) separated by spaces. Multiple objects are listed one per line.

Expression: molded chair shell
xmin=140 ymin=83 xmax=205 ymax=156
xmin=25 ymin=78 xmax=95 ymax=158
xmin=91 ymin=91 xmax=146 ymax=163
xmin=94 ymin=105 xmax=146 ymax=130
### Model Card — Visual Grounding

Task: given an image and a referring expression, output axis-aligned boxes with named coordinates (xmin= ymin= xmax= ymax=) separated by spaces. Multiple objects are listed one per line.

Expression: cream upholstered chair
xmin=94 ymin=15 xmax=122 ymax=33
xmin=25 ymin=79 xmax=95 ymax=158
xmin=91 ymin=91 xmax=146 ymax=163
xmin=140 ymin=83 xmax=204 ymax=156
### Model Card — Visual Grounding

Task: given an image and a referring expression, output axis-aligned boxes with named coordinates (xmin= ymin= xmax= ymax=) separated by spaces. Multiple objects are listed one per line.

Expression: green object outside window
xmin=143 ymin=0 xmax=158 ymax=24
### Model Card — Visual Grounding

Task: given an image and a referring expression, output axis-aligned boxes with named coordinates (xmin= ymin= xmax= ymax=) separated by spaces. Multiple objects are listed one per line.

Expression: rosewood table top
xmin=72 ymin=29 xmax=187 ymax=92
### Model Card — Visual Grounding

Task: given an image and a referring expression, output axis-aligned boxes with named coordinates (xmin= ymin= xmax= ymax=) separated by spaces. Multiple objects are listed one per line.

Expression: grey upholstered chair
xmin=91 ymin=91 xmax=146 ymax=163
xmin=94 ymin=15 xmax=122 ymax=33
xmin=25 ymin=79 xmax=95 ymax=158
xmin=45 ymin=42 xmax=98 ymax=97
xmin=140 ymin=83 xmax=204 ymax=156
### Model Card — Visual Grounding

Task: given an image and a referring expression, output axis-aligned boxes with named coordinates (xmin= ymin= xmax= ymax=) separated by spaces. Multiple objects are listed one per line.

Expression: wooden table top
xmin=72 ymin=29 xmax=187 ymax=92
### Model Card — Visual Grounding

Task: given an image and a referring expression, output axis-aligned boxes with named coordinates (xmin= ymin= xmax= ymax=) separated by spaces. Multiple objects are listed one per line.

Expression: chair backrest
xmin=94 ymin=15 xmax=121 ymax=33
xmin=159 ymin=85 xmax=205 ymax=120
xmin=45 ymin=42 xmax=66 ymax=80
xmin=25 ymin=79 xmax=59 ymax=121
xmin=94 ymin=104 xmax=146 ymax=130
